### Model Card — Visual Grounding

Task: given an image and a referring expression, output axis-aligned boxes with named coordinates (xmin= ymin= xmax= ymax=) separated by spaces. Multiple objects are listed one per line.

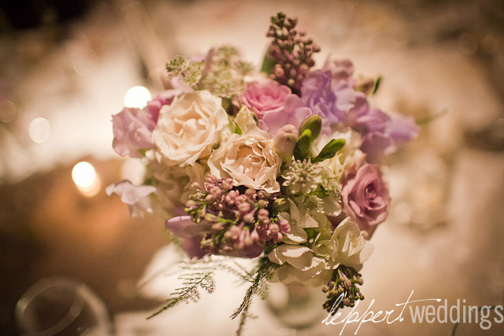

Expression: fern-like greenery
xmin=148 ymin=257 xmax=277 ymax=336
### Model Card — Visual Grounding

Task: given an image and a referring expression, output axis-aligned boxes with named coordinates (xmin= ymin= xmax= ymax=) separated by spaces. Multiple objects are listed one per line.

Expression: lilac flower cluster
xmin=322 ymin=266 xmax=365 ymax=313
xmin=184 ymin=175 xmax=290 ymax=258
xmin=266 ymin=12 xmax=320 ymax=94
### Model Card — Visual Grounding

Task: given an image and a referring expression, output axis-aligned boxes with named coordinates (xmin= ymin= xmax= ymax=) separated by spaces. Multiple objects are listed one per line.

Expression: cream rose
xmin=208 ymin=107 xmax=281 ymax=193
xmin=152 ymin=90 xmax=228 ymax=167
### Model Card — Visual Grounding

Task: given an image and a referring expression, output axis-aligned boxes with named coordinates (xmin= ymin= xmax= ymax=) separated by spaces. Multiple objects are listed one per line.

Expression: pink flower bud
xmin=273 ymin=124 xmax=298 ymax=163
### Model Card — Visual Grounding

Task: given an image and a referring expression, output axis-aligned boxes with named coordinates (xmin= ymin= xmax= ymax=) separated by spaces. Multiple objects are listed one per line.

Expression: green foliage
xmin=147 ymin=257 xmax=276 ymax=336
xmin=260 ymin=50 xmax=276 ymax=74
xmin=231 ymin=258 xmax=277 ymax=335
xmin=300 ymin=115 xmax=322 ymax=141
xmin=312 ymin=139 xmax=346 ymax=163
xmin=372 ymin=76 xmax=382 ymax=95
xmin=294 ymin=128 xmax=312 ymax=160
xmin=147 ymin=268 xmax=215 ymax=319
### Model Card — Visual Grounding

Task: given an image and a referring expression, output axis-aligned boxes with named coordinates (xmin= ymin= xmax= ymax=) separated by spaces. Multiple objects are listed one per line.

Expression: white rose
xmin=152 ymin=90 xmax=229 ymax=167
xmin=330 ymin=217 xmax=374 ymax=271
xmin=208 ymin=107 xmax=281 ymax=193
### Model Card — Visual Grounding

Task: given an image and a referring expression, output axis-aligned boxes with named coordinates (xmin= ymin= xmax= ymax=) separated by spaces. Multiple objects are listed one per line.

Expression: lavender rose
xmin=340 ymin=164 xmax=390 ymax=237
xmin=112 ymin=107 xmax=156 ymax=158
xmin=240 ymin=79 xmax=291 ymax=120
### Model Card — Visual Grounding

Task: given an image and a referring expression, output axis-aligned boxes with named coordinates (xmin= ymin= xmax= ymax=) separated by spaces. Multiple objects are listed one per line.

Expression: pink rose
xmin=240 ymin=79 xmax=291 ymax=120
xmin=112 ymin=107 xmax=155 ymax=158
xmin=341 ymin=164 xmax=390 ymax=237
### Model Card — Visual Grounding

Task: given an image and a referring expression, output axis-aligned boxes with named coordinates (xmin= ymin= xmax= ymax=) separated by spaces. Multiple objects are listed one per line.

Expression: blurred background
xmin=1 ymin=0 xmax=504 ymax=335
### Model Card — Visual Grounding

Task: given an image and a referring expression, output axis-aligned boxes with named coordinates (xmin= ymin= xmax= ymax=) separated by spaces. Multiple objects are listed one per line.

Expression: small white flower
xmin=330 ymin=217 xmax=374 ymax=271
xmin=267 ymin=244 xmax=329 ymax=286
xmin=279 ymin=198 xmax=330 ymax=244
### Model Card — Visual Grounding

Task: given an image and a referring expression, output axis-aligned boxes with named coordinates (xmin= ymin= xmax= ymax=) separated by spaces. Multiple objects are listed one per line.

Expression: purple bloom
xmin=111 ymin=107 xmax=155 ymax=158
xmin=166 ymin=216 xmax=211 ymax=259
xmin=259 ymin=94 xmax=312 ymax=137
xmin=106 ymin=180 xmax=156 ymax=217
xmin=349 ymin=103 xmax=389 ymax=134
xmin=358 ymin=112 xmax=419 ymax=163
xmin=360 ymin=132 xmax=392 ymax=164
xmin=322 ymin=56 xmax=356 ymax=86
xmin=301 ymin=70 xmax=357 ymax=132
xmin=389 ymin=114 xmax=420 ymax=149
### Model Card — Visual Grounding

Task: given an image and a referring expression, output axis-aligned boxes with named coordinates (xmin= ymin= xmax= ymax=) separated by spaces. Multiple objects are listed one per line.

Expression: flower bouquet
xmin=107 ymin=12 xmax=419 ymax=335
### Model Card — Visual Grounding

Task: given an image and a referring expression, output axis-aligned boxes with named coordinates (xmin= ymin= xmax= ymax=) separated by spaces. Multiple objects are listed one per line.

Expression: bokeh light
xmin=72 ymin=161 xmax=101 ymax=197
xmin=124 ymin=86 xmax=151 ymax=108
xmin=0 ymin=100 xmax=17 ymax=122
xmin=28 ymin=117 xmax=51 ymax=143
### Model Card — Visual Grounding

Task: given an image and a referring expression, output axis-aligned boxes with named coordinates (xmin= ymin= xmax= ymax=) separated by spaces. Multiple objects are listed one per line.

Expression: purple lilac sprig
xmin=266 ymin=12 xmax=320 ymax=94
xmin=185 ymin=175 xmax=290 ymax=257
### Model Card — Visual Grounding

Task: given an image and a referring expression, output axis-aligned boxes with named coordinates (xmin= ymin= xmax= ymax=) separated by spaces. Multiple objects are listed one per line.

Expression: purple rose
xmin=240 ymin=79 xmax=291 ymax=120
xmin=259 ymin=94 xmax=312 ymax=137
xmin=112 ymin=107 xmax=156 ymax=158
xmin=341 ymin=164 xmax=390 ymax=237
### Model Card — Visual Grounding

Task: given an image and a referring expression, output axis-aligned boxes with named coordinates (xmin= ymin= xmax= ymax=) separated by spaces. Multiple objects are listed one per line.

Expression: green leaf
xmin=235 ymin=123 xmax=242 ymax=135
xmin=260 ymin=49 xmax=276 ymax=74
xmin=295 ymin=128 xmax=312 ymax=159
xmin=299 ymin=115 xmax=322 ymax=141
xmin=372 ymin=76 xmax=382 ymax=95
xmin=312 ymin=139 xmax=346 ymax=163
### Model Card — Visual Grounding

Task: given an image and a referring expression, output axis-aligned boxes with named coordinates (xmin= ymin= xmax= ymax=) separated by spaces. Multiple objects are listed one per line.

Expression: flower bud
xmin=300 ymin=115 xmax=322 ymax=141
xmin=243 ymin=213 xmax=255 ymax=223
xmin=273 ymin=124 xmax=298 ymax=163
xmin=238 ymin=202 xmax=251 ymax=214
xmin=272 ymin=198 xmax=289 ymax=212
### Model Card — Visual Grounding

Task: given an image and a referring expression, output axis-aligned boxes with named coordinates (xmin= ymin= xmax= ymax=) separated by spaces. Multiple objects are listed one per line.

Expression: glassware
xmin=15 ymin=276 xmax=114 ymax=336
xmin=265 ymin=283 xmax=327 ymax=335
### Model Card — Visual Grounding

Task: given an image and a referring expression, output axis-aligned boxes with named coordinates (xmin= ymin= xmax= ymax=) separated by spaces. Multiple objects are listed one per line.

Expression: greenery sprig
xmin=147 ymin=257 xmax=277 ymax=336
